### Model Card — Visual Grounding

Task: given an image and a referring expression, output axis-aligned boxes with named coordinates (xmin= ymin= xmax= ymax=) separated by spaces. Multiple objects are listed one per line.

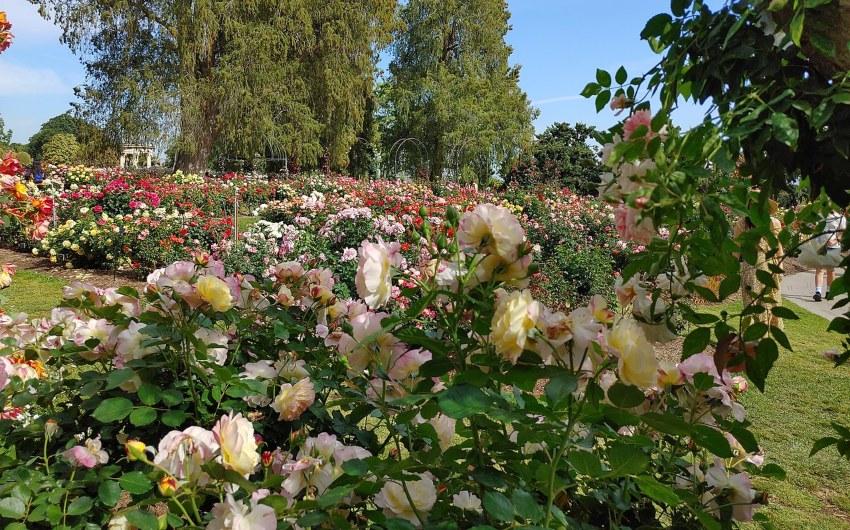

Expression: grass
xmin=1 ymin=269 xmax=66 ymax=318
xmin=237 ymin=215 xmax=258 ymax=232
xmin=707 ymin=301 xmax=850 ymax=530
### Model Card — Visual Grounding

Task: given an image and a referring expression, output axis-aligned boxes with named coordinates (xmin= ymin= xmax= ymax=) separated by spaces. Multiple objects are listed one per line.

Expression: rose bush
xmin=0 ymin=195 xmax=775 ymax=529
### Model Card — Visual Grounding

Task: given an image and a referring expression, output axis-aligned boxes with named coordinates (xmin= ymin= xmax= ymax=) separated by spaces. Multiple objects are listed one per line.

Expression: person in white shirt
xmin=799 ymin=210 xmax=846 ymax=301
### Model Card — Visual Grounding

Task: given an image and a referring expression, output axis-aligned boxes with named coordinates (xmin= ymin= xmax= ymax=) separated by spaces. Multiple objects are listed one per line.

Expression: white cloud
xmin=0 ymin=61 xmax=70 ymax=96
xmin=3 ymin=0 xmax=63 ymax=38
xmin=531 ymin=95 xmax=583 ymax=105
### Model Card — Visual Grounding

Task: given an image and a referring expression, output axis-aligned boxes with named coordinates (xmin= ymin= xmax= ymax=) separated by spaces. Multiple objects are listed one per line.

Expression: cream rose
xmin=490 ymin=289 xmax=542 ymax=364
xmin=196 ymin=275 xmax=233 ymax=312
xmin=355 ymin=239 xmax=402 ymax=309
xmin=375 ymin=473 xmax=437 ymax=527
xmin=212 ymin=412 xmax=259 ymax=475
xmin=457 ymin=204 xmax=525 ymax=262
xmin=271 ymin=378 xmax=315 ymax=421
xmin=608 ymin=318 xmax=658 ymax=389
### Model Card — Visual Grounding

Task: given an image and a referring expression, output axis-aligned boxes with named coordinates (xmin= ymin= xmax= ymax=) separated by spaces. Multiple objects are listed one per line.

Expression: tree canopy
xmin=30 ymin=0 xmax=396 ymax=171
xmin=380 ymin=0 xmax=536 ymax=182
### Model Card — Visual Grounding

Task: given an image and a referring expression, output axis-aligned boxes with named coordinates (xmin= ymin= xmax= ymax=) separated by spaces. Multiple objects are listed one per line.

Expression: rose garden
xmin=0 ymin=1 xmax=850 ymax=529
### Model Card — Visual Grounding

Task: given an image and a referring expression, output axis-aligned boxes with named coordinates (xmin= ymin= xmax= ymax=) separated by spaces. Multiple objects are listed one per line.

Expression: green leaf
xmin=595 ymin=90 xmax=611 ymax=112
xmin=641 ymin=13 xmax=673 ymax=39
xmin=137 ymin=383 xmax=161 ymax=405
xmin=683 ymin=327 xmax=711 ymax=357
xmin=567 ymin=451 xmax=604 ymax=476
xmin=634 ymin=475 xmax=681 ymax=506
xmin=580 ymin=82 xmax=600 ymax=98
xmin=615 ymin=66 xmax=628 ymax=85
xmin=438 ymin=385 xmax=493 ymax=419
xmin=98 ymin=480 xmax=121 ymax=507
xmin=544 ymin=372 xmax=578 ymax=408
xmin=768 ymin=0 xmax=789 ymax=11
xmin=66 ymin=496 xmax=93 ymax=516
xmin=0 ymin=497 xmax=25 ymax=519
xmin=606 ymin=442 xmax=649 ymax=476
xmin=607 ymin=382 xmax=646 ymax=408
xmin=641 ymin=412 xmax=691 ymax=436
xmin=126 ymin=510 xmax=159 ymax=530
xmin=512 ymin=489 xmax=543 ymax=522
xmin=770 ymin=306 xmax=798 ymax=320
xmin=297 ymin=511 xmax=328 ymax=527
xmin=385 ymin=519 xmax=417 ymax=530
xmin=771 ymin=112 xmax=799 ymax=147
xmin=692 ymin=425 xmax=734 ymax=457
xmin=119 ymin=471 xmax=153 ymax=494
xmin=596 ymin=69 xmax=612 ymax=87
xmin=483 ymin=491 xmax=514 ymax=522
xmin=747 ymin=338 xmax=779 ymax=392
xmin=129 ymin=407 xmax=157 ymax=426
xmin=161 ymin=410 xmax=189 ymax=427
xmin=790 ymin=11 xmax=805 ymax=46
xmin=811 ymin=32 xmax=835 ymax=56
xmin=671 ymin=0 xmax=691 ymax=17
xmin=341 ymin=458 xmax=369 ymax=476
xmin=92 ymin=397 xmax=134 ymax=423
xmin=105 ymin=368 xmax=137 ymax=390
xmin=161 ymin=389 xmax=184 ymax=406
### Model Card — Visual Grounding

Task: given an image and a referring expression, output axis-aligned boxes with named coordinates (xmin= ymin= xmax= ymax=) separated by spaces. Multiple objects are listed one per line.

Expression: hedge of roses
xmin=0 ymin=191 xmax=775 ymax=529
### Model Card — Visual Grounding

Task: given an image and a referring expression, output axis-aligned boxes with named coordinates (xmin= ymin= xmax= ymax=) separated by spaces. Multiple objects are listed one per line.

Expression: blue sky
xmin=0 ymin=0 xmax=708 ymax=144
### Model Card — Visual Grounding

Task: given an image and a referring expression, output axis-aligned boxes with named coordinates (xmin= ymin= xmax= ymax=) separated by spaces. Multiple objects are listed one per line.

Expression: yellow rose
xmin=490 ymin=289 xmax=542 ymax=364
xmin=212 ymin=412 xmax=259 ymax=476
xmin=196 ymin=275 xmax=233 ymax=312
xmin=608 ymin=318 xmax=658 ymax=390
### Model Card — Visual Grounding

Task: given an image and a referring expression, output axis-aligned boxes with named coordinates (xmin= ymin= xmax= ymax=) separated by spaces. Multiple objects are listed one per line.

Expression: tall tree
xmin=30 ymin=0 xmax=395 ymax=170
xmin=0 ymin=114 xmax=12 ymax=148
xmin=26 ymin=113 xmax=83 ymax=159
xmin=381 ymin=0 xmax=535 ymax=182
xmin=533 ymin=122 xmax=602 ymax=194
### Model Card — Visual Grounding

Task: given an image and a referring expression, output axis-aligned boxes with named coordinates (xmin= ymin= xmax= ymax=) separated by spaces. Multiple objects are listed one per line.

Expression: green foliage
xmin=32 ymin=0 xmax=396 ymax=171
xmin=26 ymin=113 xmax=83 ymax=160
xmin=506 ymin=122 xmax=603 ymax=194
xmin=41 ymin=133 xmax=80 ymax=165
xmin=381 ymin=0 xmax=536 ymax=182
xmin=542 ymin=244 xmax=614 ymax=308
xmin=0 ymin=114 xmax=11 ymax=148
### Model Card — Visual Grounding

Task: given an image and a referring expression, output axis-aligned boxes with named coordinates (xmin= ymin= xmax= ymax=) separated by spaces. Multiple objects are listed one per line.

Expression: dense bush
xmin=42 ymin=133 xmax=80 ymax=166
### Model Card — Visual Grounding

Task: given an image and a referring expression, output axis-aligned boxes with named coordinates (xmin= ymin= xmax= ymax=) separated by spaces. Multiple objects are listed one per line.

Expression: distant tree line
xmin=21 ymin=0 xmax=603 ymax=192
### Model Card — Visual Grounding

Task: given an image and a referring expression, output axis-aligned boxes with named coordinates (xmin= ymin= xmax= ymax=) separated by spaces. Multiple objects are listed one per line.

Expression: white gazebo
xmin=119 ymin=144 xmax=154 ymax=169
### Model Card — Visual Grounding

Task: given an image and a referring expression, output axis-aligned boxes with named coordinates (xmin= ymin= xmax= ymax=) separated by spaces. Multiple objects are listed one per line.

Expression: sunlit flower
xmin=271 ymin=378 xmax=315 ymax=421
xmin=213 ymin=412 xmax=260 ymax=476
xmin=375 ymin=473 xmax=437 ymax=527
xmin=608 ymin=317 xmax=658 ymax=390
xmin=490 ymin=289 xmax=542 ymax=364
xmin=206 ymin=494 xmax=276 ymax=530
xmin=64 ymin=436 xmax=109 ymax=468
xmin=197 ymin=275 xmax=233 ymax=312
xmin=355 ymin=239 xmax=402 ymax=309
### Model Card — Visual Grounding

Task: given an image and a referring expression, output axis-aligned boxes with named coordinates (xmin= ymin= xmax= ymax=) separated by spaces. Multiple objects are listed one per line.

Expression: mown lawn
xmin=707 ymin=301 xmax=850 ymax=530
xmin=1 ymin=268 xmax=65 ymax=318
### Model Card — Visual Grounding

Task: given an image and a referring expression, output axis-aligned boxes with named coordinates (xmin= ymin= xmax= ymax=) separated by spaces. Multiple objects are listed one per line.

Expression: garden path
xmin=781 ymin=270 xmax=845 ymax=322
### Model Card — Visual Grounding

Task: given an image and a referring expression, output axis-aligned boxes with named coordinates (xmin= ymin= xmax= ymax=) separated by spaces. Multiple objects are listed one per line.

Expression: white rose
xmin=375 ymin=473 xmax=437 ymax=527
xmin=457 ymin=203 xmax=525 ymax=262
xmin=452 ymin=490 xmax=483 ymax=513
xmin=355 ymin=239 xmax=402 ymax=309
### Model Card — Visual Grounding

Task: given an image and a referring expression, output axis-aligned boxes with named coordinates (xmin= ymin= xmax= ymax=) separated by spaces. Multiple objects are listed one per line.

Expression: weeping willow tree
xmin=31 ymin=0 xmax=395 ymax=170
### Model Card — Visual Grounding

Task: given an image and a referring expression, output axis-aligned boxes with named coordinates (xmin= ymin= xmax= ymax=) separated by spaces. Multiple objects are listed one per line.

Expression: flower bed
xmin=0 ymin=200 xmax=770 ymax=529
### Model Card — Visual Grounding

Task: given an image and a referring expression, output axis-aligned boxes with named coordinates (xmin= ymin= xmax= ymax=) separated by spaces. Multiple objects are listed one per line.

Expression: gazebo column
xmin=119 ymin=154 xmax=126 ymax=168
xmin=145 ymin=152 xmax=152 ymax=168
